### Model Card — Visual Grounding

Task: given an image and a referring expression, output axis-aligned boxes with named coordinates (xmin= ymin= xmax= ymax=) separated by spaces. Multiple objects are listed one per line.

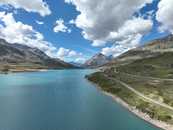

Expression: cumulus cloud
xmin=156 ymin=0 xmax=173 ymax=33
xmin=57 ymin=47 xmax=85 ymax=63
xmin=109 ymin=17 xmax=153 ymax=41
xmin=54 ymin=19 xmax=71 ymax=33
xmin=0 ymin=12 xmax=85 ymax=63
xmin=0 ymin=12 xmax=57 ymax=57
xmin=102 ymin=17 xmax=153 ymax=57
xmin=65 ymin=0 xmax=153 ymax=46
xmin=0 ymin=0 xmax=51 ymax=16
xmin=102 ymin=34 xmax=143 ymax=57
xmin=65 ymin=0 xmax=154 ymax=57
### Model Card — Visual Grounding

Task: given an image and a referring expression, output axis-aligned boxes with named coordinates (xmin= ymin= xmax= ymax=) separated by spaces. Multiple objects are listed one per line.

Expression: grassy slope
xmin=87 ymin=72 xmax=173 ymax=124
xmin=117 ymin=52 xmax=173 ymax=78
xmin=87 ymin=51 xmax=173 ymax=124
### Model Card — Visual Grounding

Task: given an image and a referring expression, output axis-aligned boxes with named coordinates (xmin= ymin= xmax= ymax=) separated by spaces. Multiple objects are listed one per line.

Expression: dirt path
xmin=104 ymin=74 xmax=173 ymax=111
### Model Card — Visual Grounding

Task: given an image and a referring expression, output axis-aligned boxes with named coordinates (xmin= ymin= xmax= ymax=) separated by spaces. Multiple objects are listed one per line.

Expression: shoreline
xmin=88 ymin=80 xmax=173 ymax=130
xmin=104 ymin=92 xmax=173 ymax=130
xmin=0 ymin=69 xmax=49 ymax=74
xmin=0 ymin=68 xmax=82 ymax=74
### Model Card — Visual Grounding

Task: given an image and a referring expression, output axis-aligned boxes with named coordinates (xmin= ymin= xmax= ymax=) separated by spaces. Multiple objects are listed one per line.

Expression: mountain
xmin=99 ymin=34 xmax=173 ymax=80
xmin=83 ymin=53 xmax=112 ymax=68
xmin=106 ymin=35 xmax=173 ymax=67
xmin=0 ymin=39 xmax=75 ymax=72
xmin=87 ymin=35 xmax=173 ymax=127
xmin=69 ymin=62 xmax=83 ymax=68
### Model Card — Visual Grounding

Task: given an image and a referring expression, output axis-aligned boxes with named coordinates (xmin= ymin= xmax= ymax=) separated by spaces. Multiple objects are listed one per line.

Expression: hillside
xmin=0 ymin=39 xmax=75 ymax=72
xmin=87 ymin=35 xmax=173 ymax=126
xmin=107 ymin=35 xmax=173 ymax=78
xmin=106 ymin=35 xmax=173 ymax=67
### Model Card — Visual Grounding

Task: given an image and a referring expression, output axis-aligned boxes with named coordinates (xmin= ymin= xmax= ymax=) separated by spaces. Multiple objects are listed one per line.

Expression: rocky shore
xmin=104 ymin=91 xmax=173 ymax=130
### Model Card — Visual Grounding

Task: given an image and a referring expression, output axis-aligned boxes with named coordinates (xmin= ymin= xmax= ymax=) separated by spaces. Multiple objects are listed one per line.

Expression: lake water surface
xmin=0 ymin=69 xmax=161 ymax=130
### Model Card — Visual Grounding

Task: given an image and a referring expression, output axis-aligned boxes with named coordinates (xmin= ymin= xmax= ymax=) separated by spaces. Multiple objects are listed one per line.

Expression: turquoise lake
xmin=0 ymin=69 xmax=161 ymax=130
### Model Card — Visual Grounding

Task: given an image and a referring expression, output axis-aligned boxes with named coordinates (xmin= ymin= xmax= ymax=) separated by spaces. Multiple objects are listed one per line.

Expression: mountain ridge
xmin=105 ymin=34 xmax=173 ymax=67
xmin=0 ymin=38 xmax=75 ymax=72
xmin=83 ymin=53 xmax=112 ymax=68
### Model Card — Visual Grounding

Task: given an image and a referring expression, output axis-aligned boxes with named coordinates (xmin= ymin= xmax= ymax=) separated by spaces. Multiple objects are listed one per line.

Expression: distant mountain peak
xmin=69 ymin=61 xmax=82 ymax=68
xmin=83 ymin=53 xmax=112 ymax=68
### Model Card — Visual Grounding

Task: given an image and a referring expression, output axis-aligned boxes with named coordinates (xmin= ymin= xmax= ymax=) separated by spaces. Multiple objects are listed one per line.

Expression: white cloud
xmin=65 ymin=0 xmax=153 ymax=46
xmin=69 ymin=19 xmax=75 ymax=24
xmin=0 ymin=12 xmax=57 ymax=57
xmin=0 ymin=0 xmax=51 ymax=16
xmin=156 ymin=0 xmax=173 ymax=34
xmin=109 ymin=17 xmax=153 ymax=41
xmin=57 ymin=47 xmax=71 ymax=58
xmin=0 ymin=12 xmax=84 ymax=63
xmin=65 ymin=0 xmax=72 ymax=4
xmin=57 ymin=47 xmax=85 ymax=63
xmin=54 ymin=19 xmax=71 ymax=33
xmin=102 ymin=17 xmax=153 ymax=56
xmin=92 ymin=40 xmax=107 ymax=47
xmin=65 ymin=0 xmax=154 ymax=57
xmin=102 ymin=34 xmax=142 ymax=57
xmin=74 ymin=57 xmax=86 ymax=63
xmin=36 ymin=20 xmax=44 ymax=25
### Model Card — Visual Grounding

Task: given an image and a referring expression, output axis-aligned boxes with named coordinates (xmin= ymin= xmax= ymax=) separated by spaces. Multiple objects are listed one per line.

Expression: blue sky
xmin=140 ymin=0 xmax=169 ymax=44
xmin=0 ymin=0 xmax=172 ymax=63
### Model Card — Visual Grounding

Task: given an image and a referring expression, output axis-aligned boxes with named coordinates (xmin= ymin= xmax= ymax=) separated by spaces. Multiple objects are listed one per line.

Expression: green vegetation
xmin=87 ymin=71 xmax=173 ymax=124
xmin=2 ymin=65 xmax=10 ymax=72
xmin=104 ymin=71 xmax=173 ymax=107
xmin=117 ymin=52 xmax=173 ymax=78
xmin=87 ymin=35 xmax=173 ymax=125
xmin=0 ymin=65 xmax=10 ymax=73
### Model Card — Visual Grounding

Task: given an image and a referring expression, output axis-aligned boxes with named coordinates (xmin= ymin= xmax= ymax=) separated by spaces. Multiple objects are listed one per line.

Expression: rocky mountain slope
xmin=83 ymin=53 xmax=112 ymax=68
xmin=0 ymin=39 xmax=74 ymax=72
xmin=106 ymin=35 xmax=173 ymax=67
xmin=69 ymin=62 xmax=82 ymax=68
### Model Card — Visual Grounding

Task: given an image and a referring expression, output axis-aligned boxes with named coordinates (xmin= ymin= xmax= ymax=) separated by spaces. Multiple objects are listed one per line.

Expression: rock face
xmin=83 ymin=53 xmax=112 ymax=68
xmin=0 ymin=39 xmax=74 ymax=71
